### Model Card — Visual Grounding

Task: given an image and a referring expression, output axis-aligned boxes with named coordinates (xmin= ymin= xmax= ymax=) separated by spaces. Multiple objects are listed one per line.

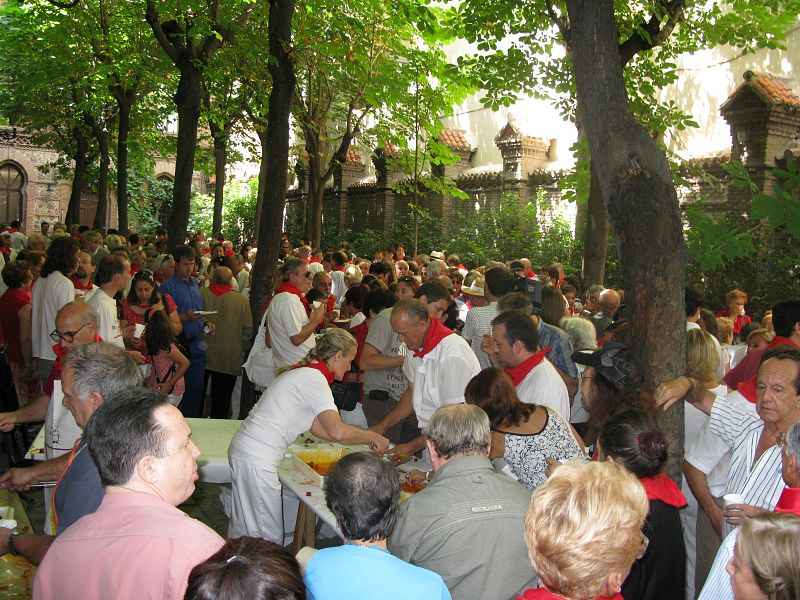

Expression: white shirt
xmin=403 ymin=334 xmax=480 ymax=429
xmin=709 ymin=397 xmax=785 ymax=537
xmin=44 ymin=380 xmax=81 ymax=460
xmin=230 ymin=368 xmax=337 ymax=468
xmin=88 ymin=289 xmax=125 ymax=348
xmin=330 ymin=270 xmax=346 ymax=303
xmin=461 ymin=302 xmax=498 ymax=370
xmin=267 ymin=292 xmax=315 ymax=369
xmin=32 ymin=271 xmax=76 ymax=361
xmin=697 ymin=529 xmax=737 ymax=600
xmin=515 ymin=359 xmax=570 ymax=419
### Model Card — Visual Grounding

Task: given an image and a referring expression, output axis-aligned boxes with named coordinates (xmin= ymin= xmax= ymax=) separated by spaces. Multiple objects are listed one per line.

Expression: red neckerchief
xmin=9 ymin=227 xmax=19 ymax=233
xmin=292 ymin=359 xmax=334 ymax=384
xmin=208 ymin=283 xmax=233 ymax=296
xmin=0 ymin=247 xmax=10 ymax=257
xmin=518 ymin=588 xmax=623 ymax=600
xmin=275 ymin=281 xmax=310 ymax=313
xmin=309 ymin=256 xmax=320 ymax=263
xmin=413 ymin=318 xmax=453 ymax=358
xmin=224 ymin=249 xmax=235 ymax=256
xmin=51 ymin=335 xmax=102 ymax=372
xmin=130 ymin=264 xmax=141 ymax=275
xmin=640 ymin=474 xmax=687 ymax=508
xmin=71 ymin=277 xmax=93 ymax=291
xmin=325 ymin=295 xmax=336 ymax=312
xmin=332 ymin=265 xmax=345 ymax=272
xmin=775 ymin=487 xmax=800 ymax=515
xmin=504 ymin=348 xmax=552 ymax=386
xmin=154 ymin=274 xmax=164 ymax=284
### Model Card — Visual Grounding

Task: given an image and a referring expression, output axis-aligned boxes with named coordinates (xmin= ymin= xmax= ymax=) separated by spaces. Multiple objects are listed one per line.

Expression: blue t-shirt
xmin=305 ymin=544 xmax=452 ymax=600
xmin=160 ymin=275 xmax=203 ymax=341
xmin=55 ymin=439 xmax=104 ymax=535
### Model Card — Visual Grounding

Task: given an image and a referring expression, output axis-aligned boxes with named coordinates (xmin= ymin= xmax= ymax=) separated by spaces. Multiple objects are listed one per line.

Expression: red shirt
xmin=518 ymin=589 xmax=623 ymax=600
xmin=0 ymin=288 xmax=31 ymax=364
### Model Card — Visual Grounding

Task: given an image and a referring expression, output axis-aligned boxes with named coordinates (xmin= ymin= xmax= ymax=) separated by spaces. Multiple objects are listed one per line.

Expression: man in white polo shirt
xmin=87 ymin=255 xmax=131 ymax=348
xmin=369 ymin=290 xmax=480 ymax=456
xmin=489 ymin=309 xmax=570 ymax=419
xmin=267 ymin=258 xmax=326 ymax=369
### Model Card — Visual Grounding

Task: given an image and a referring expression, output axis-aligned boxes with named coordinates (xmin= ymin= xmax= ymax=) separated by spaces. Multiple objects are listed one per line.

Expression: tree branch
xmin=618 ymin=0 xmax=685 ymax=67
xmin=544 ymin=0 xmax=571 ymax=50
xmin=145 ymin=0 xmax=180 ymax=64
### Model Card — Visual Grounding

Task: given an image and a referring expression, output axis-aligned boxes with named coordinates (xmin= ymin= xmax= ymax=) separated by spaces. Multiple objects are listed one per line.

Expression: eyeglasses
xmin=134 ymin=269 xmax=154 ymax=281
xmin=50 ymin=322 xmax=89 ymax=343
xmin=159 ymin=254 xmax=173 ymax=267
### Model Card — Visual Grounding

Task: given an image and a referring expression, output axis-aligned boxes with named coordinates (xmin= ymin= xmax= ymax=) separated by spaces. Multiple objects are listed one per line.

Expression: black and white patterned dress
xmin=499 ymin=407 xmax=584 ymax=491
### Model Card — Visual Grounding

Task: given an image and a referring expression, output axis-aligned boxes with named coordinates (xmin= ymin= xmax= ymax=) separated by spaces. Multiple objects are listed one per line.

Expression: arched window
xmin=0 ymin=163 xmax=24 ymax=224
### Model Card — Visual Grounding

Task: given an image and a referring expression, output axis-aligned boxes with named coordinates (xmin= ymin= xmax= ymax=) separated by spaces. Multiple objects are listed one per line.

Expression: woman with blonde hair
xmin=518 ymin=460 xmax=649 ymax=600
xmin=228 ymin=328 xmax=390 ymax=542
xmin=728 ymin=512 xmax=800 ymax=600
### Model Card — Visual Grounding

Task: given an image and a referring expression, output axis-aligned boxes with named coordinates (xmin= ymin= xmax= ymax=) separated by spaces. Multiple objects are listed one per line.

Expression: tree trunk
xmin=91 ymin=122 xmax=110 ymax=231
xmin=66 ymin=128 xmax=91 ymax=227
xmin=211 ymin=130 xmax=228 ymax=237
xmin=168 ymin=62 xmax=203 ymax=245
xmin=565 ymin=0 xmax=687 ymax=480
xmin=582 ymin=162 xmax=610 ymax=286
xmin=113 ymin=87 xmax=135 ymax=235
xmin=305 ymin=134 xmax=325 ymax=249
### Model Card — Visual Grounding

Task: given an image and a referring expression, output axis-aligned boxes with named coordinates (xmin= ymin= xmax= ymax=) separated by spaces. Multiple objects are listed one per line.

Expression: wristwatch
xmin=7 ymin=531 xmax=21 ymax=556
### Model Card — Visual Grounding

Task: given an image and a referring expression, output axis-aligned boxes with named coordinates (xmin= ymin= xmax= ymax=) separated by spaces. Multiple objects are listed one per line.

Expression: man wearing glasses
xmin=267 ymin=258 xmax=326 ymax=369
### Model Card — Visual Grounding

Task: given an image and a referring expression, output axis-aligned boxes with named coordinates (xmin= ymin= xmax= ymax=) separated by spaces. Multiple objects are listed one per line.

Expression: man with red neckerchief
xmin=489 ymin=309 xmax=571 ymax=419
xmin=370 ymin=287 xmax=480 ymax=457
xmin=267 ymin=258 xmax=326 ymax=369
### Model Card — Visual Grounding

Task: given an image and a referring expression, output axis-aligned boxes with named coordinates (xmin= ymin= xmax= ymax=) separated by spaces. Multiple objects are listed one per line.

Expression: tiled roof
xmin=439 ymin=129 xmax=472 ymax=152
xmin=722 ymin=71 xmax=800 ymax=110
xmin=345 ymin=147 xmax=362 ymax=165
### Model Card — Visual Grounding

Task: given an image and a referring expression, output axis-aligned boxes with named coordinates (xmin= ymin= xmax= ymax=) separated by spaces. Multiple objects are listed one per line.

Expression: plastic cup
xmin=723 ymin=493 xmax=745 ymax=507
xmin=134 ymin=323 xmax=146 ymax=338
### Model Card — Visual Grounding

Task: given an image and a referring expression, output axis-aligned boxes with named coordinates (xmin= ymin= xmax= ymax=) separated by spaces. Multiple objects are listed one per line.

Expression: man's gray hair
xmin=787 ymin=421 xmax=800 ymax=461
xmin=498 ymin=291 xmax=534 ymax=316
xmin=426 ymin=260 xmax=447 ymax=280
xmin=424 ymin=404 xmax=491 ymax=459
xmin=62 ymin=342 xmax=143 ymax=403
xmin=393 ymin=299 xmax=429 ymax=323
xmin=211 ymin=266 xmax=233 ymax=285
xmin=280 ymin=257 xmax=307 ymax=281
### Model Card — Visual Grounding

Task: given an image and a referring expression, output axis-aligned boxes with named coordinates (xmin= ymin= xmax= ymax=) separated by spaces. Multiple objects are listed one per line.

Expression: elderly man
xmin=88 ymin=255 xmax=131 ymax=347
xmin=225 ymin=252 xmax=249 ymax=295
xmin=160 ymin=245 xmax=206 ymax=417
xmin=657 ymin=346 xmax=800 ymax=541
xmin=487 ymin=309 xmax=570 ymax=419
xmin=304 ymin=452 xmax=451 ymax=600
xmin=200 ymin=266 xmax=252 ymax=418
xmin=462 ymin=266 xmax=512 ymax=369
xmin=697 ymin=419 xmax=800 ymax=600
xmin=389 ymin=404 xmax=536 ymax=600
xmin=32 ymin=389 xmax=224 ymax=599
xmin=32 ymin=236 xmax=79 ymax=385
xmin=370 ymin=291 xmax=480 ymax=457
xmin=0 ymin=343 xmax=141 ymax=564
xmin=312 ymin=270 xmax=335 ymax=313
xmin=268 ymin=258 xmax=326 ymax=369
xmin=80 ymin=229 xmax=108 ymax=267
xmin=587 ymin=288 xmax=620 ymax=339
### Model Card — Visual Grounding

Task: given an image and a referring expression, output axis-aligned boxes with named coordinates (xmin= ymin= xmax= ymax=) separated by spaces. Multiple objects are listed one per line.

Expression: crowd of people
xmin=0 ymin=220 xmax=798 ymax=600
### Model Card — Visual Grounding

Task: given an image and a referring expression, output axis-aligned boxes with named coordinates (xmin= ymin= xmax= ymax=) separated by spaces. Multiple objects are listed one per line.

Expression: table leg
xmin=291 ymin=502 xmax=317 ymax=554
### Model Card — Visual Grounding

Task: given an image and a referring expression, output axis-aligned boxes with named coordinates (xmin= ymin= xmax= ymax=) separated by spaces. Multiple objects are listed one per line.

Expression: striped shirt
xmin=697 ymin=529 xmax=737 ymax=600
xmin=462 ymin=302 xmax=498 ymax=370
xmin=708 ymin=399 xmax=785 ymax=537
xmin=537 ymin=319 xmax=578 ymax=379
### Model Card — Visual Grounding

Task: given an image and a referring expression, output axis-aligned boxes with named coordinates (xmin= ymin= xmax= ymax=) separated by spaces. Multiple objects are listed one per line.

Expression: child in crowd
xmin=144 ymin=308 xmax=189 ymax=407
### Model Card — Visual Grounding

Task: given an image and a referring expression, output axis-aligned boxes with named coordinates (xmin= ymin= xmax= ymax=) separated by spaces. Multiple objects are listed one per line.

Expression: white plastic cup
xmin=134 ymin=323 xmax=146 ymax=338
xmin=723 ymin=493 xmax=746 ymax=507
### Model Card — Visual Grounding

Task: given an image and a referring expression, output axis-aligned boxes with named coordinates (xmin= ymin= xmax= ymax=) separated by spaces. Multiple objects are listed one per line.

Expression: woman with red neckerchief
xmin=519 ymin=460 xmax=649 ymax=600
xmin=120 ymin=269 xmax=183 ymax=344
xmin=227 ymin=329 xmax=390 ymax=542
xmin=598 ymin=411 xmax=687 ymax=600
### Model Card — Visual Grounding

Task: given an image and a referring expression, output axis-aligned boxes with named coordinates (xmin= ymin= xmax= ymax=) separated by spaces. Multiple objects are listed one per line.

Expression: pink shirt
xmin=34 ymin=491 xmax=224 ymax=600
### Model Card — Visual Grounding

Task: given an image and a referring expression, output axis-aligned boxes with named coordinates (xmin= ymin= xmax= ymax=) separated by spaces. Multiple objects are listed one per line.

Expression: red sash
xmin=275 ymin=281 xmax=309 ymax=314
xmin=71 ymin=278 xmax=94 ymax=291
xmin=504 ymin=348 xmax=552 ymax=386
xmin=413 ymin=319 xmax=453 ymax=358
